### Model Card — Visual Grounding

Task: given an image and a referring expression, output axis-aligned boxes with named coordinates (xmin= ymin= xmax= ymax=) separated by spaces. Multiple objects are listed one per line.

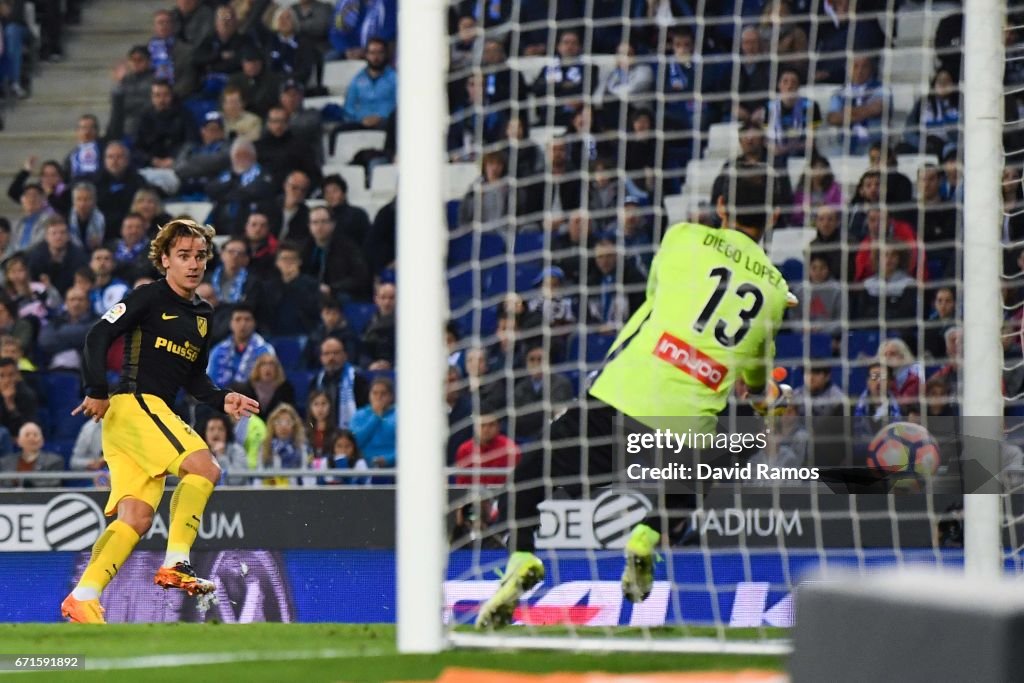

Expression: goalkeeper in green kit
xmin=476 ymin=162 xmax=797 ymax=630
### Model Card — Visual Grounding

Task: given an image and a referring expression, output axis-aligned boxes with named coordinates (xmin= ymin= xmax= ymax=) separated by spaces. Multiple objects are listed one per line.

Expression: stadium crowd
xmin=0 ymin=0 xmax=1015 ymax=488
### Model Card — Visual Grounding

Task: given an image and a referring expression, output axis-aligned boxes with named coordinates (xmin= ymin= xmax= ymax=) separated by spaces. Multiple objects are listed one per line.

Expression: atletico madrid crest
xmin=197 ymin=316 xmax=208 ymax=338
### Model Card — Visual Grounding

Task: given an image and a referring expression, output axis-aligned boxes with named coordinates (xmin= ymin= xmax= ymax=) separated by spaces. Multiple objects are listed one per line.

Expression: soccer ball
xmin=866 ymin=422 xmax=941 ymax=481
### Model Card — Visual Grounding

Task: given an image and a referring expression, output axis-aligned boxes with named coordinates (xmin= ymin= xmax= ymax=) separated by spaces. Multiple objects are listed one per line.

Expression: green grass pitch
xmin=0 ymin=624 xmax=787 ymax=682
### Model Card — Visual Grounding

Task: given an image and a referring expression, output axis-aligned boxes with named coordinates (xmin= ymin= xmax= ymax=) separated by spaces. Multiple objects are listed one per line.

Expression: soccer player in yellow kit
xmin=477 ymin=163 xmax=794 ymax=629
xmin=61 ymin=219 xmax=260 ymax=624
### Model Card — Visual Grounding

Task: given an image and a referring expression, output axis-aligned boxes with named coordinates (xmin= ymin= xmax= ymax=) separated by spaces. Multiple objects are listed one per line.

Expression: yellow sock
xmin=165 ymin=474 xmax=214 ymax=567
xmin=74 ymin=520 xmax=140 ymax=599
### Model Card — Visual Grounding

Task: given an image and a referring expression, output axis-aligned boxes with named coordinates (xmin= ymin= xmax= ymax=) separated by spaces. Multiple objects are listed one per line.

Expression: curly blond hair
xmin=148 ymin=218 xmax=216 ymax=275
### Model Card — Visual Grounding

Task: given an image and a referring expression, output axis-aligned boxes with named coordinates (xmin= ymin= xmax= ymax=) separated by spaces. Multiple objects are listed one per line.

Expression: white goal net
xmin=400 ymin=0 xmax=1010 ymax=654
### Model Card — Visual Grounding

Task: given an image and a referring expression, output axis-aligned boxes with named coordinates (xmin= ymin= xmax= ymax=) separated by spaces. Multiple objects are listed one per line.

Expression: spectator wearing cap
xmin=255 ymin=105 xmax=322 ymax=189
xmin=26 ymin=214 xmax=88 ymax=296
xmin=108 ymin=45 xmax=156 ymax=141
xmin=520 ymin=266 xmax=579 ymax=363
xmin=206 ymin=138 xmax=276 ymax=236
xmin=266 ymin=6 xmax=317 ymax=86
xmin=279 ymin=79 xmax=323 ymax=163
xmin=7 ymin=183 xmax=55 ymax=258
xmin=301 ymin=205 xmax=371 ymax=302
xmin=616 ymin=196 xmax=653 ymax=260
xmin=340 ymin=38 xmax=397 ymax=131
xmin=227 ymin=45 xmax=282 ymax=118
xmin=63 ymin=114 xmax=104 ymax=183
xmin=134 ymin=80 xmax=190 ymax=172
xmin=193 ymin=5 xmax=256 ymax=93
xmin=323 ymin=174 xmax=370 ymax=246
xmin=220 ymin=84 xmax=262 ymax=142
xmin=173 ymin=111 xmax=231 ymax=195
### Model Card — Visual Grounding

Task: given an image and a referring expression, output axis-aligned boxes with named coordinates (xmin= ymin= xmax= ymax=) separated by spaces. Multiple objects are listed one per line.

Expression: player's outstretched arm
xmin=223 ymin=392 xmax=260 ymax=420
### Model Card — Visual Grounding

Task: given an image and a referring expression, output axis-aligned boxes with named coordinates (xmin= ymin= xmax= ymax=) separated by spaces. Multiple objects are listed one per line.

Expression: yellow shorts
xmin=103 ymin=393 xmax=209 ymax=516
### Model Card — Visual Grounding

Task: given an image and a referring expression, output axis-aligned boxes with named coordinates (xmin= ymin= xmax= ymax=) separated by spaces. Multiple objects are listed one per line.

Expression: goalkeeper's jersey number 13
xmin=693 ymin=266 xmax=765 ymax=349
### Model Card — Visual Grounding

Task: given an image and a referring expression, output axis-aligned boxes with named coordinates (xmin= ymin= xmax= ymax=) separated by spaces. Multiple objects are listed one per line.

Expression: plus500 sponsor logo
xmin=442 ymin=580 xmax=794 ymax=628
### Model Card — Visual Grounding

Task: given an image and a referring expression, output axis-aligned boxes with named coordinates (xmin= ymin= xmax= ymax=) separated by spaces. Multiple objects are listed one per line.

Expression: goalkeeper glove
xmin=748 ymin=368 xmax=793 ymax=417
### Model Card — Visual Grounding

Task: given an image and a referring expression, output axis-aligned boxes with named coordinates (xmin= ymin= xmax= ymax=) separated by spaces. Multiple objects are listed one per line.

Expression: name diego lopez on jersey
xmin=701 ymin=233 xmax=786 ymax=291
xmin=155 ymin=336 xmax=199 ymax=362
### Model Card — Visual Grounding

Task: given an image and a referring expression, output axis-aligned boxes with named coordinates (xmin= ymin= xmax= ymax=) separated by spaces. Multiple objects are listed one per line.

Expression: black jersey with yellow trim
xmin=82 ymin=279 xmax=229 ymax=409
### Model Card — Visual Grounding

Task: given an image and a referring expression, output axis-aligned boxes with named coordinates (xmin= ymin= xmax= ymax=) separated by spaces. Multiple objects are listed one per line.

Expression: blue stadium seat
xmin=774 ymin=333 xmax=832 ymax=361
xmin=448 ymin=233 xmax=507 ymax=269
xmin=568 ymin=333 xmax=616 ymax=363
xmin=847 ymin=330 xmax=881 ymax=359
xmin=343 ymin=302 xmax=378 ymax=336
xmin=288 ymin=370 xmax=314 ymax=416
xmin=447 ymin=200 xmax=461 ymax=231
xmin=779 ymin=258 xmax=804 ymax=283
xmin=447 ymin=233 xmax=473 ymax=266
xmin=447 ymin=271 xmax=474 ymax=309
xmin=482 ymin=263 xmax=510 ymax=297
xmin=847 ymin=365 xmax=868 ymax=397
xmin=454 ymin=307 xmax=498 ymax=339
xmin=514 ymin=232 xmax=545 ymax=256
xmin=269 ymin=336 xmax=306 ymax=372
xmin=42 ymin=372 xmax=86 ymax=441
xmin=479 ymin=233 xmax=507 ymax=261
xmin=515 ymin=264 xmax=542 ymax=292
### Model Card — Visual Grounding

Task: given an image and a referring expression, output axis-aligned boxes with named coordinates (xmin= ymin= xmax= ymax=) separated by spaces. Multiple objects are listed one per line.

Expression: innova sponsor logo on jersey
xmin=536 ymin=490 xmax=652 ymax=550
xmin=653 ymin=332 xmax=727 ymax=390
xmin=0 ymin=493 xmax=105 ymax=551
